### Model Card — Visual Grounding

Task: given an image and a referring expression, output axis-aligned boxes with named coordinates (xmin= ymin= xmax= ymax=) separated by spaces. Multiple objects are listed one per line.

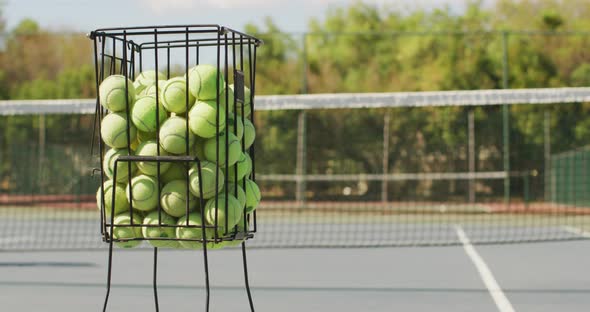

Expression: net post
xmin=381 ymin=112 xmax=390 ymax=203
xmin=38 ymin=114 xmax=46 ymax=195
xmin=296 ymin=110 xmax=306 ymax=206
xmin=524 ymin=172 xmax=530 ymax=211
xmin=502 ymin=31 xmax=510 ymax=207
xmin=468 ymin=109 xmax=475 ymax=203
xmin=544 ymin=110 xmax=551 ymax=202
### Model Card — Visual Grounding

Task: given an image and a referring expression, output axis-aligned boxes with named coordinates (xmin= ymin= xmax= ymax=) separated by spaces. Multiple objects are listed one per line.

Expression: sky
xmin=2 ymin=0 xmax=490 ymax=34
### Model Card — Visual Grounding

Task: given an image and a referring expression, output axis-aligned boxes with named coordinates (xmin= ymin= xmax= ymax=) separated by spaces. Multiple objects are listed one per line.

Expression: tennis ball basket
xmin=89 ymin=25 xmax=262 ymax=311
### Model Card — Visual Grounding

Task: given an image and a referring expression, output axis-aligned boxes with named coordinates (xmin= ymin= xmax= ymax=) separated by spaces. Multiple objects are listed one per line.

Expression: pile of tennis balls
xmin=96 ymin=65 xmax=260 ymax=249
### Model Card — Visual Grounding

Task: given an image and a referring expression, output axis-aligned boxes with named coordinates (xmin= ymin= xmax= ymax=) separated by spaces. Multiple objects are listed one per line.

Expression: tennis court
xmin=2 ymin=236 xmax=590 ymax=311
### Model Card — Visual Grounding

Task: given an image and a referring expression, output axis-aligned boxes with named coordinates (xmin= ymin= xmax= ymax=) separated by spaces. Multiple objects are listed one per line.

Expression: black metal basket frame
xmin=89 ymin=24 xmax=262 ymax=312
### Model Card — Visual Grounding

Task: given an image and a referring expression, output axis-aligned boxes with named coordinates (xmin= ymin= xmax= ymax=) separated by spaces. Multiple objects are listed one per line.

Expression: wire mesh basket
xmin=89 ymin=25 xmax=262 ymax=311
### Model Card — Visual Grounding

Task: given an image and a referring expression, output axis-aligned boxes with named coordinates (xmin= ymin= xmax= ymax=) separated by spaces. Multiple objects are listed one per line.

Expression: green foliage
xmin=542 ymin=11 xmax=564 ymax=30
xmin=13 ymin=18 xmax=40 ymax=35
xmin=3 ymin=2 xmax=590 ymax=200
xmin=247 ymin=0 xmax=590 ymax=201
xmin=571 ymin=63 xmax=590 ymax=86
xmin=13 ymin=65 xmax=95 ymax=99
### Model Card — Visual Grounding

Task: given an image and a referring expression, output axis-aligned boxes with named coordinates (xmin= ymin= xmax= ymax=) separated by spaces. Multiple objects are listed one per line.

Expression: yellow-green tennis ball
xmin=226 ymin=183 xmax=246 ymax=209
xmin=243 ymin=118 xmax=255 ymax=150
xmin=244 ymin=179 xmax=261 ymax=213
xmin=161 ymin=179 xmax=198 ymax=217
xmin=188 ymin=100 xmax=226 ymax=139
xmin=204 ymin=194 xmax=242 ymax=234
xmin=159 ymin=116 xmax=195 ymax=154
xmin=131 ymin=96 xmax=168 ymax=133
xmin=160 ymin=163 xmax=188 ymax=185
xmin=135 ymin=70 xmax=164 ymax=87
xmin=161 ymin=77 xmax=195 ymax=114
xmin=130 ymin=138 xmax=139 ymax=150
xmin=134 ymin=80 xmax=147 ymax=96
xmin=176 ymin=212 xmax=215 ymax=249
xmin=103 ymin=148 xmax=137 ymax=183
xmin=142 ymin=210 xmax=179 ymax=248
xmin=96 ymin=180 xmax=129 ymax=217
xmin=101 ymin=112 xmax=137 ymax=149
xmin=99 ymin=75 xmax=136 ymax=112
xmin=192 ymin=138 xmax=206 ymax=161
xmin=126 ymin=175 xmax=159 ymax=212
xmin=188 ymin=161 xmax=224 ymax=198
xmin=113 ymin=213 xmax=143 ymax=248
xmin=227 ymin=152 xmax=252 ymax=182
xmin=135 ymin=140 xmax=170 ymax=176
xmin=187 ymin=64 xmax=225 ymax=100
xmin=141 ymin=83 xmax=156 ymax=97
xmin=228 ymin=115 xmax=244 ymax=141
xmin=138 ymin=79 xmax=166 ymax=97
xmin=204 ymin=132 xmax=241 ymax=167
xmin=137 ymin=130 xmax=157 ymax=143
xmin=228 ymin=84 xmax=251 ymax=117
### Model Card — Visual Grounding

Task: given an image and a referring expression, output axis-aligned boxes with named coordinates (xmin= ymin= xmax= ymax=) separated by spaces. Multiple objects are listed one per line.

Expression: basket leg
xmin=102 ymin=240 xmax=114 ymax=312
xmin=242 ymin=242 xmax=255 ymax=312
xmin=153 ymin=247 xmax=160 ymax=312
xmin=202 ymin=244 xmax=211 ymax=312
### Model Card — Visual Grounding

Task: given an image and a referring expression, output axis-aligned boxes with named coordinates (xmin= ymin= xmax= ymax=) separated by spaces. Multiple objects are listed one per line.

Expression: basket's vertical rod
xmin=130 ymin=43 xmax=136 ymax=82
xmin=249 ymin=41 xmax=258 ymax=233
xmin=90 ymin=36 xmax=101 ymax=157
xmin=240 ymin=36 xmax=255 ymax=312
xmin=232 ymin=32 xmax=241 ymax=236
xmin=139 ymin=46 xmax=143 ymax=73
xmin=122 ymin=31 xmax=135 ymax=226
xmin=93 ymin=35 xmax=106 ymax=236
xmin=214 ymin=28 xmax=221 ymax=242
xmin=94 ymin=34 xmax=114 ymax=312
xmin=224 ymin=31 xmax=230 ymax=236
xmin=102 ymin=240 xmax=114 ymax=312
xmin=124 ymin=32 xmax=140 ymax=312
xmin=197 ymin=160 xmax=211 ymax=312
xmin=184 ymin=28 xmax=191 ymax=221
xmin=103 ymin=160 xmax=120 ymax=312
xmin=238 ymin=35 xmax=247 ymax=232
xmin=100 ymin=36 xmax=107 ymax=227
xmin=153 ymin=28 xmax=161 ymax=312
xmin=153 ymin=247 xmax=159 ymax=311
xmin=195 ymin=41 xmax=200 ymax=65
xmin=111 ymin=38 xmax=116 ymax=75
xmin=242 ymin=242 xmax=255 ymax=311
xmin=166 ymin=43 xmax=171 ymax=79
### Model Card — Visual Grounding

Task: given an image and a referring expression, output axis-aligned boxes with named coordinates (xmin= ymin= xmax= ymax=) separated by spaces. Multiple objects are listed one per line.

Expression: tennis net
xmin=1 ymin=88 xmax=590 ymax=249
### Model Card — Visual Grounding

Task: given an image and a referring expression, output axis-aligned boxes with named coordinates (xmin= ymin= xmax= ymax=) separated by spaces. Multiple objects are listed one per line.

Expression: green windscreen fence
xmin=551 ymin=147 xmax=590 ymax=207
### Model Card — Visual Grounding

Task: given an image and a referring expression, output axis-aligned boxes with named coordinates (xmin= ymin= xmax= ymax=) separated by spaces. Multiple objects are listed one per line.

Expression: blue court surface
xmin=1 ymin=227 xmax=589 ymax=312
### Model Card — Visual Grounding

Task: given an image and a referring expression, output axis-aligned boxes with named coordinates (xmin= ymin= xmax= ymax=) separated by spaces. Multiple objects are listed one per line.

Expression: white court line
xmin=562 ymin=226 xmax=590 ymax=238
xmin=454 ymin=225 xmax=516 ymax=312
xmin=0 ymin=236 xmax=35 ymax=244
